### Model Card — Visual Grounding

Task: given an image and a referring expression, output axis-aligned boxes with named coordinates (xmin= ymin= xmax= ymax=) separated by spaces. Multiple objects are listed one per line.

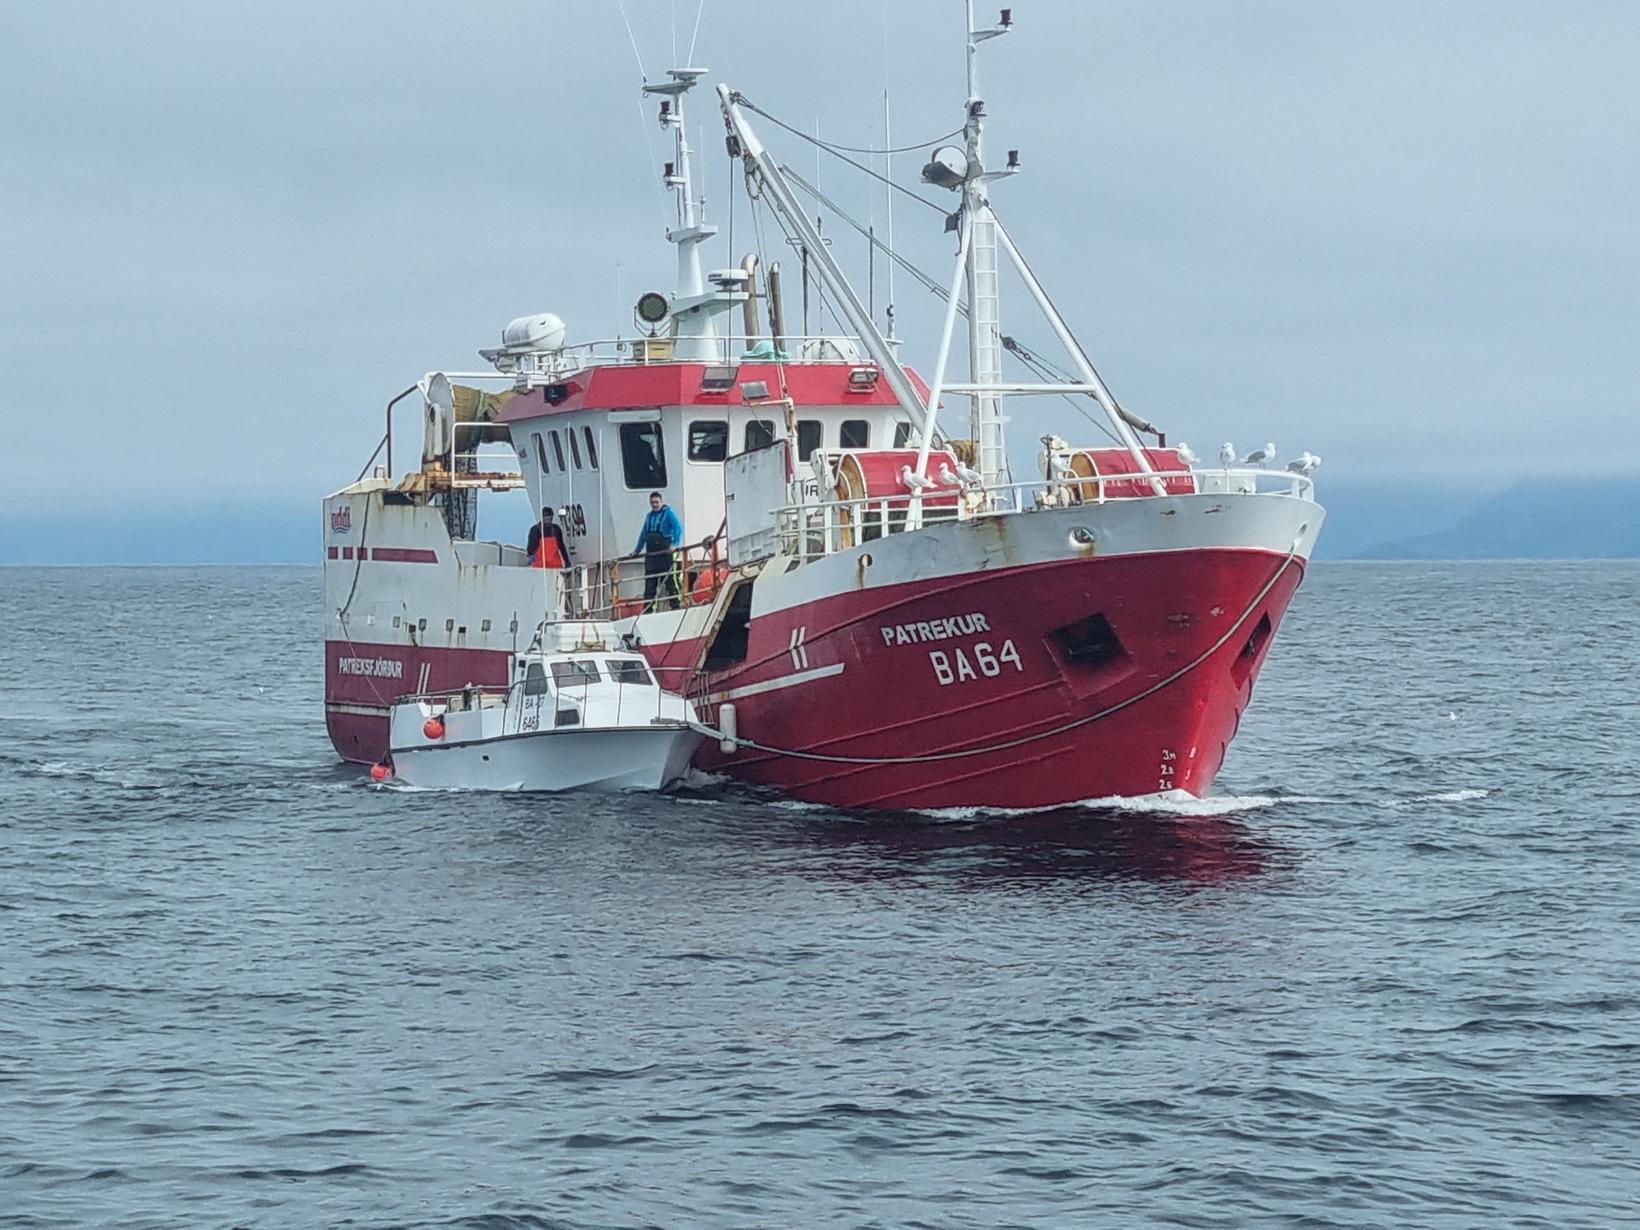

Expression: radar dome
xmin=501 ymin=313 xmax=567 ymax=352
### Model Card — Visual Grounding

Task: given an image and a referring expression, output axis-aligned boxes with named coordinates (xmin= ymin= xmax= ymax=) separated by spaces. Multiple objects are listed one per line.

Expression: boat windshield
xmin=606 ymin=658 xmax=654 ymax=687
xmin=550 ymin=660 xmax=602 ymax=688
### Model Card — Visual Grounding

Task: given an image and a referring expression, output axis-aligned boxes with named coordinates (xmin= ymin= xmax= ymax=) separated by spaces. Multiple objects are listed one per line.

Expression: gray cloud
xmin=2 ymin=0 xmax=1634 ymax=528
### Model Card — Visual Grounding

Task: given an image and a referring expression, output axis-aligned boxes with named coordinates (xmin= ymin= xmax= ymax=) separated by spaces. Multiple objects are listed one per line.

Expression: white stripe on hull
xmin=703 ymin=662 xmax=846 ymax=705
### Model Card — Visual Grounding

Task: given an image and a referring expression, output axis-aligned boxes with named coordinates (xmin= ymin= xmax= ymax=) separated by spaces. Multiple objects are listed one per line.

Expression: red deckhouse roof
xmin=495 ymin=362 xmax=933 ymax=421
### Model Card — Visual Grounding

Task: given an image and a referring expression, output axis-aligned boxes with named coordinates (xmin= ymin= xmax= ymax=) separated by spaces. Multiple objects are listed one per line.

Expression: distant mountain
xmin=1358 ymin=480 xmax=1640 ymax=560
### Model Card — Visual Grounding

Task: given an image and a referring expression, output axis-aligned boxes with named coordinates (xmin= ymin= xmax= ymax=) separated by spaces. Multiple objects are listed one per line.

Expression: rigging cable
xmin=782 ymin=165 xmax=956 ymax=305
xmin=733 ymin=94 xmax=949 ymax=215
xmin=779 ymin=165 xmax=1123 ymax=447
xmin=744 ymin=97 xmax=964 ymax=155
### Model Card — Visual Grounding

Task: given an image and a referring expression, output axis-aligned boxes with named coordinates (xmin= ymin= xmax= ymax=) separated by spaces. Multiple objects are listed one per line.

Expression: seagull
xmin=1176 ymin=442 xmax=1200 ymax=466
xmin=1242 ymin=441 xmax=1277 ymax=467
xmin=899 ymin=465 xmax=937 ymax=492
xmin=1219 ymin=442 xmax=1237 ymax=468
xmin=1285 ymin=451 xmax=1321 ymax=476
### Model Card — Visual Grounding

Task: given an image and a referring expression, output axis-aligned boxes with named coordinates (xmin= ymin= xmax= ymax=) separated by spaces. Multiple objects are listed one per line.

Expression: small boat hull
xmin=389 ymin=724 xmax=703 ymax=792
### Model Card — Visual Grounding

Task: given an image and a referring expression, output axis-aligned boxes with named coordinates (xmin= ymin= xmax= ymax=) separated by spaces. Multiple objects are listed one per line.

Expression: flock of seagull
xmin=1175 ymin=441 xmax=1321 ymax=477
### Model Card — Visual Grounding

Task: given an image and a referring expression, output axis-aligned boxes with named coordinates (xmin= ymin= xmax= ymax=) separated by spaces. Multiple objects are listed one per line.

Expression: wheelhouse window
xmin=688 ymin=420 xmax=728 ymax=462
xmin=893 ymin=421 xmax=914 ymax=449
xmin=534 ymin=433 xmax=550 ymax=473
xmin=568 ymin=429 xmax=583 ymax=470
xmin=840 ymin=419 xmax=870 ymax=449
xmin=583 ymin=426 xmax=599 ymax=469
xmin=550 ymin=660 xmax=602 ymax=687
xmin=550 ymin=430 xmax=567 ymax=472
xmin=522 ymin=661 xmax=549 ymax=695
xmin=619 ymin=421 xmax=667 ymax=489
xmin=606 ymin=658 xmax=654 ymax=686
xmin=796 ymin=419 xmax=822 ymax=461
xmin=745 ymin=419 xmax=776 ymax=451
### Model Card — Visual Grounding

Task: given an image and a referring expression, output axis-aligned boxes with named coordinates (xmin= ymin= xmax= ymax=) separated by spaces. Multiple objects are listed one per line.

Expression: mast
xmin=645 ymin=69 xmax=719 ymax=360
xmin=717 ymin=4 xmax=1163 ymax=513
xmin=920 ymin=6 xmax=1163 ymax=495
xmin=963 ymin=0 xmax=1009 ymax=491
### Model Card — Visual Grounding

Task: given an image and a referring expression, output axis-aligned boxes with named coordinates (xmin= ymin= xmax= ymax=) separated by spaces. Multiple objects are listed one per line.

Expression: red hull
xmin=645 ymin=547 xmax=1303 ymax=810
xmin=324 ymin=641 xmax=509 ymax=764
xmin=324 ymin=548 xmax=1303 ymax=810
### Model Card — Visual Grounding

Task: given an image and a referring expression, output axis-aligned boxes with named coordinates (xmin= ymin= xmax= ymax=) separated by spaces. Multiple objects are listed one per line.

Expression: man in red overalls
xmin=526 ymin=506 xmax=571 ymax=569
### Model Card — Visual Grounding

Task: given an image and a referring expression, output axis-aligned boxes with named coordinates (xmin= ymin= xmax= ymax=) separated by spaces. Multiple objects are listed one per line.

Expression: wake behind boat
xmin=381 ymin=621 xmax=702 ymax=792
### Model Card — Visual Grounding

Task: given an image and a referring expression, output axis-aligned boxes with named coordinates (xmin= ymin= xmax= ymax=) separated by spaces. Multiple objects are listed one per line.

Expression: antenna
xmin=884 ymin=89 xmax=896 ymax=341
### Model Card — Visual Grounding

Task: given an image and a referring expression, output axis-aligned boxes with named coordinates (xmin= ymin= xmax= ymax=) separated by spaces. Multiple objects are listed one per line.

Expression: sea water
xmin=2 ymin=562 xmax=1636 ymax=1227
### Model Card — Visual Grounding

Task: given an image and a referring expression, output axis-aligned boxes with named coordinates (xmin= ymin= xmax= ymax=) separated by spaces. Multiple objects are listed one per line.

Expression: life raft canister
xmin=691 ymin=561 xmax=728 ymax=604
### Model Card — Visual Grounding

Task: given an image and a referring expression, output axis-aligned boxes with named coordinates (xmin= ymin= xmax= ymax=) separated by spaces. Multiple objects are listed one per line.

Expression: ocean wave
xmin=1410 ymin=789 xmax=1492 ymax=803
xmin=914 ymin=790 xmax=1327 ymax=822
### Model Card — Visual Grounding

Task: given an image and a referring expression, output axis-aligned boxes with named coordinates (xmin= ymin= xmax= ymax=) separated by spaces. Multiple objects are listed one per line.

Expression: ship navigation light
xmin=635 ymin=291 xmax=670 ymax=330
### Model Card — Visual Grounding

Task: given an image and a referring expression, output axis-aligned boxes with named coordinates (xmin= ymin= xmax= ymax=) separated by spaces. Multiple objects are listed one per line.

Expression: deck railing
xmin=499 ymin=333 xmax=878 ymax=378
xmin=773 ymin=467 xmax=1317 ymax=563
xmin=397 ymin=660 xmax=697 ymax=728
xmin=558 ymin=536 xmax=728 ymax=621
xmin=498 ymin=467 xmax=1313 ymax=598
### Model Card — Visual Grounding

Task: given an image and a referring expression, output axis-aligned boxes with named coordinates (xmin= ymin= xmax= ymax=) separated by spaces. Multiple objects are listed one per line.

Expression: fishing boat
xmin=323 ymin=6 xmax=1325 ymax=809
xmin=381 ymin=621 xmax=702 ymax=792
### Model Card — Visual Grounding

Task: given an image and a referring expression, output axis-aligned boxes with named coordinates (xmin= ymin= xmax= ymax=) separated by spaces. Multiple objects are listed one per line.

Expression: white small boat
xmin=382 ymin=621 xmax=702 ymax=792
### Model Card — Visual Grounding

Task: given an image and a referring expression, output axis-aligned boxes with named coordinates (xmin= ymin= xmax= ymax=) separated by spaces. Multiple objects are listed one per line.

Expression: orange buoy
xmin=369 ymin=761 xmax=392 ymax=783
xmin=423 ymin=716 xmax=446 ymax=740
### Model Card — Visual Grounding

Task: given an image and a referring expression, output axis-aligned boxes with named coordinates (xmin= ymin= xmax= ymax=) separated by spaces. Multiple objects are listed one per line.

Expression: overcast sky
xmin=2 ymin=1 xmax=1636 ymax=539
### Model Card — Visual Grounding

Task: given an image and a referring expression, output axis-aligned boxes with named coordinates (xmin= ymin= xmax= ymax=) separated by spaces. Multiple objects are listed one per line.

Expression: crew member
xmin=526 ymin=506 xmax=571 ymax=569
xmin=633 ymin=491 xmax=682 ymax=610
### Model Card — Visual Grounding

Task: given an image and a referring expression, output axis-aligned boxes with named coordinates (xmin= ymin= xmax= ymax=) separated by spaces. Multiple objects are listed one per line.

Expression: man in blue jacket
xmin=633 ymin=491 xmax=683 ymax=611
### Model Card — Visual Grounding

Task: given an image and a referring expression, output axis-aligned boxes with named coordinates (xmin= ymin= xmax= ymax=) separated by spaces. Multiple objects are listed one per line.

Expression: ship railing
xmin=774 ymin=467 xmax=1317 ymax=563
xmin=398 ymin=661 xmax=698 ymax=727
xmin=558 ymin=535 xmax=728 ymax=620
xmin=500 ymin=333 xmax=880 ymax=377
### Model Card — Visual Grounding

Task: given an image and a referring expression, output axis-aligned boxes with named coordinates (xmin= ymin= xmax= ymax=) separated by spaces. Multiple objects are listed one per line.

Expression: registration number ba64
xmin=929 ymin=640 xmax=1024 ymax=686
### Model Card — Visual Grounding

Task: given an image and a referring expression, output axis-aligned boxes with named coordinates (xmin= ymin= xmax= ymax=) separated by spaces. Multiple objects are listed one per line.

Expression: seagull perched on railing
xmin=938 ymin=460 xmax=985 ymax=488
xmin=900 ymin=465 xmax=938 ymax=492
xmin=1176 ymin=442 xmax=1200 ymax=466
xmin=1285 ymin=451 xmax=1321 ymax=476
xmin=1219 ymin=442 xmax=1237 ymax=468
xmin=1242 ymin=441 xmax=1277 ymax=467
